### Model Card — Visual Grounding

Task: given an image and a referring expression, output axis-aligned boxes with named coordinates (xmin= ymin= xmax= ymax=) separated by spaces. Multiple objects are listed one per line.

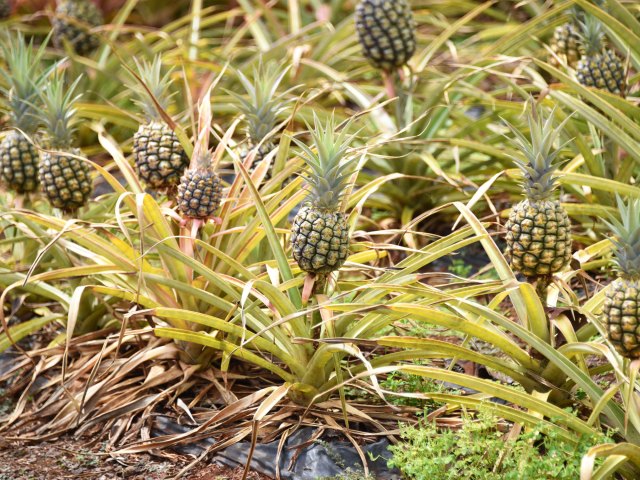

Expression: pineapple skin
xmin=39 ymin=148 xmax=92 ymax=211
xmin=550 ymin=23 xmax=582 ymax=69
xmin=576 ymin=50 xmax=626 ymax=96
xmin=603 ymin=278 xmax=640 ymax=359
xmin=0 ymin=130 xmax=40 ymax=193
xmin=505 ymin=199 xmax=572 ymax=277
xmin=0 ymin=0 xmax=11 ymax=19
xmin=291 ymin=205 xmax=350 ymax=274
xmin=53 ymin=0 xmax=103 ymax=56
xmin=133 ymin=121 xmax=189 ymax=190
xmin=176 ymin=168 xmax=223 ymax=219
xmin=355 ymin=0 xmax=416 ymax=71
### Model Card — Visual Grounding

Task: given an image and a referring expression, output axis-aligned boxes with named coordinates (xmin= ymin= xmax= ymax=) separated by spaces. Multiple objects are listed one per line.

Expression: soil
xmin=0 ymin=437 xmax=272 ymax=480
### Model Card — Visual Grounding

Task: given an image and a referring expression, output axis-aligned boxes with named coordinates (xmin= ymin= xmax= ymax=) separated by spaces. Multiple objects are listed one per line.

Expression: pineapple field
xmin=1 ymin=0 xmax=640 ymax=478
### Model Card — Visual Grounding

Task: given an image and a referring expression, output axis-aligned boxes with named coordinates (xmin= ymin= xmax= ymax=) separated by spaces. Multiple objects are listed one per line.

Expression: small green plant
xmin=448 ymin=258 xmax=473 ymax=277
xmin=388 ymin=408 xmax=612 ymax=480
xmin=381 ymin=370 xmax=452 ymax=408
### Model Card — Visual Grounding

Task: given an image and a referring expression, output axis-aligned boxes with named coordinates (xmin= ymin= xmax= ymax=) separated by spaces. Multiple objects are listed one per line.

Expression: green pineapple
xmin=576 ymin=16 xmax=626 ymax=96
xmin=504 ymin=103 xmax=572 ymax=278
xmin=0 ymin=0 xmax=11 ymax=19
xmin=176 ymin=88 xmax=223 ymax=220
xmin=550 ymin=22 xmax=583 ymax=69
xmin=53 ymin=0 xmax=103 ymax=56
xmin=602 ymin=198 xmax=640 ymax=359
xmin=229 ymin=63 xmax=290 ymax=172
xmin=130 ymin=56 xmax=188 ymax=191
xmin=355 ymin=0 xmax=416 ymax=71
xmin=290 ymin=115 xmax=356 ymax=274
xmin=0 ymin=33 xmax=47 ymax=193
xmin=38 ymin=73 xmax=93 ymax=212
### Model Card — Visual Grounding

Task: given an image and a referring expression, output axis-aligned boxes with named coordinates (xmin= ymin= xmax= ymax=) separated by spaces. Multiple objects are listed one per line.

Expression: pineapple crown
xmin=294 ymin=113 xmax=358 ymax=210
xmin=40 ymin=70 xmax=83 ymax=149
xmin=127 ymin=56 xmax=175 ymax=121
xmin=579 ymin=15 xmax=606 ymax=56
xmin=228 ymin=62 xmax=292 ymax=143
xmin=605 ymin=196 xmax=640 ymax=279
xmin=0 ymin=32 xmax=48 ymax=133
xmin=504 ymin=101 xmax=570 ymax=202
xmin=191 ymin=84 xmax=214 ymax=171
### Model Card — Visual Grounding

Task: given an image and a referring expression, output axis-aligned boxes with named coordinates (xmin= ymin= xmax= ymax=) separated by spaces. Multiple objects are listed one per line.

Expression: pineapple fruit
xmin=176 ymin=88 xmax=223 ymax=220
xmin=0 ymin=34 xmax=47 ymax=193
xmin=130 ymin=57 xmax=188 ymax=191
xmin=576 ymin=16 xmax=626 ymax=96
xmin=602 ymin=198 xmax=640 ymax=359
xmin=550 ymin=22 xmax=583 ymax=69
xmin=355 ymin=0 xmax=416 ymax=71
xmin=230 ymin=63 xmax=289 ymax=172
xmin=53 ymin=0 xmax=103 ymax=56
xmin=291 ymin=115 xmax=356 ymax=274
xmin=0 ymin=0 xmax=11 ymax=19
xmin=38 ymin=74 xmax=93 ymax=212
xmin=504 ymin=103 xmax=572 ymax=278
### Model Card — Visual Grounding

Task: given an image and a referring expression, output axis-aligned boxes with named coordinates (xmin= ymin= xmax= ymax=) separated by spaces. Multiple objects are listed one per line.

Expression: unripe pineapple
xmin=550 ymin=22 xmax=583 ymax=69
xmin=291 ymin=115 xmax=356 ymax=274
xmin=53 ymin=0 xmax=103 ymax=56
xmin=0 ymin=0 xmax=11 ymax=19
xmin=38 ymin=74 xmax=93 ymax=212
xmin=0 ymin=34 xmax=47 ymax=193
xmin=504 ymin=103 xmax=572 ymax=278
xmin=602 ymin=198 xmax=640 ymax=359
xmin=129 ymin=57 xmax=188 ymax=191
xmin=229 ymin=63 xmax=290 ymax=174
xmin=576 ymin=16 xmax=626 ymax=96
xmin=355 ymin=0 xmax=416 ymax=71
xmin=176 ymin=87 xmax=223 ymax=220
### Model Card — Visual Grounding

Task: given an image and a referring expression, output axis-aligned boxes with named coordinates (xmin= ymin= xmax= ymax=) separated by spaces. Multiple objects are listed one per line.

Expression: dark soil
xmin=0 ymin=437 xmax=272 ymax=480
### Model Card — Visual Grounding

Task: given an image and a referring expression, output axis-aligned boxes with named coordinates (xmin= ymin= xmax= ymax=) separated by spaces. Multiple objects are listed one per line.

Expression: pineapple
xmin=602 ymin=198 xmax=640 ymax=359
xmin=0 ymin=0 xmax=11 ymax=19
xmin=176 ymin=88 xmax=223 ymax=220
xmin=38 ymin=73 xmax=93 ymax=212
xmin=229 ymin=63 xmax=290 ymax=172
xmin=290 ymin=115 xmax=356 ymax=274
xmin=355 ymin=0 xmax=416 ymax=71
xmin=550 ymin=22 xmax=583 ymax=69
xmin=0 ymin=34 xmax=47 ymax=193
xmin=53 ymin=0 xmax=103 ymax=56
xmin=504 ymin=103 xmax=572 ymax=278
xmin=129 ymin=57 xmax=188 ymax=191
xmin=576 ymin=16 xmax=626 ymax=96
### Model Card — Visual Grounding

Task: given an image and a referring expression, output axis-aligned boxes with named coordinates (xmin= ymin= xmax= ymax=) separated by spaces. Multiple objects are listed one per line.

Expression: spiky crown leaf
xmin=127 ymin=56 xmax=175 ymax=121
xmin=40 ymin=71 xmax=83 ymax=149
xmin=0 ymin=32 xmax=48 ymax=132
xmin=191 ymin=85 xmax=213 ymax=170
xmin=293 ymin=113 xmax=357 ymax=210
xmin=605 ymin=196 xmax=640 ymax=278
xmin=579 ymin=15 xmax=606 ymax=55
xmin=228 ymin=63 xmax=291 ymax=143
xmin=504 ymin=102 xmax=569 ymax=202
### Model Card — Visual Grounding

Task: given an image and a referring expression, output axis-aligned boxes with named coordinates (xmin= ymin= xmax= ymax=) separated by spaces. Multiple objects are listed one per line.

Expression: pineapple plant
xmin=0 ymin=0 xmax=11 ymax=19
xmin=176 ymin=88 xmax=223 ymax=220
xmin=290 ymin=115 xmax=356 ymax=274
xmin=549 ymin=22 xmax=583 ymax=69
xmin=601 ymin=198 xmax=640 ymax=359
xmin=504 ymin=103 xmax=572 ymax=278
xmin=129 ymin=57 xmax=189 ymax=191
xmin=0 ymin=34 xmax=47 ymax=194
xmin=229 ymin=63 xmax=290 ymax=173
xmin=576 ymin=16 xmax=626 ymax=96
xmin=52 ymin=0 xmax=103 ymax=56
xmin=38 ymin=73 xmax=93 ymax=212
xmin=355 ymin=0 xmax=416 ymax=71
